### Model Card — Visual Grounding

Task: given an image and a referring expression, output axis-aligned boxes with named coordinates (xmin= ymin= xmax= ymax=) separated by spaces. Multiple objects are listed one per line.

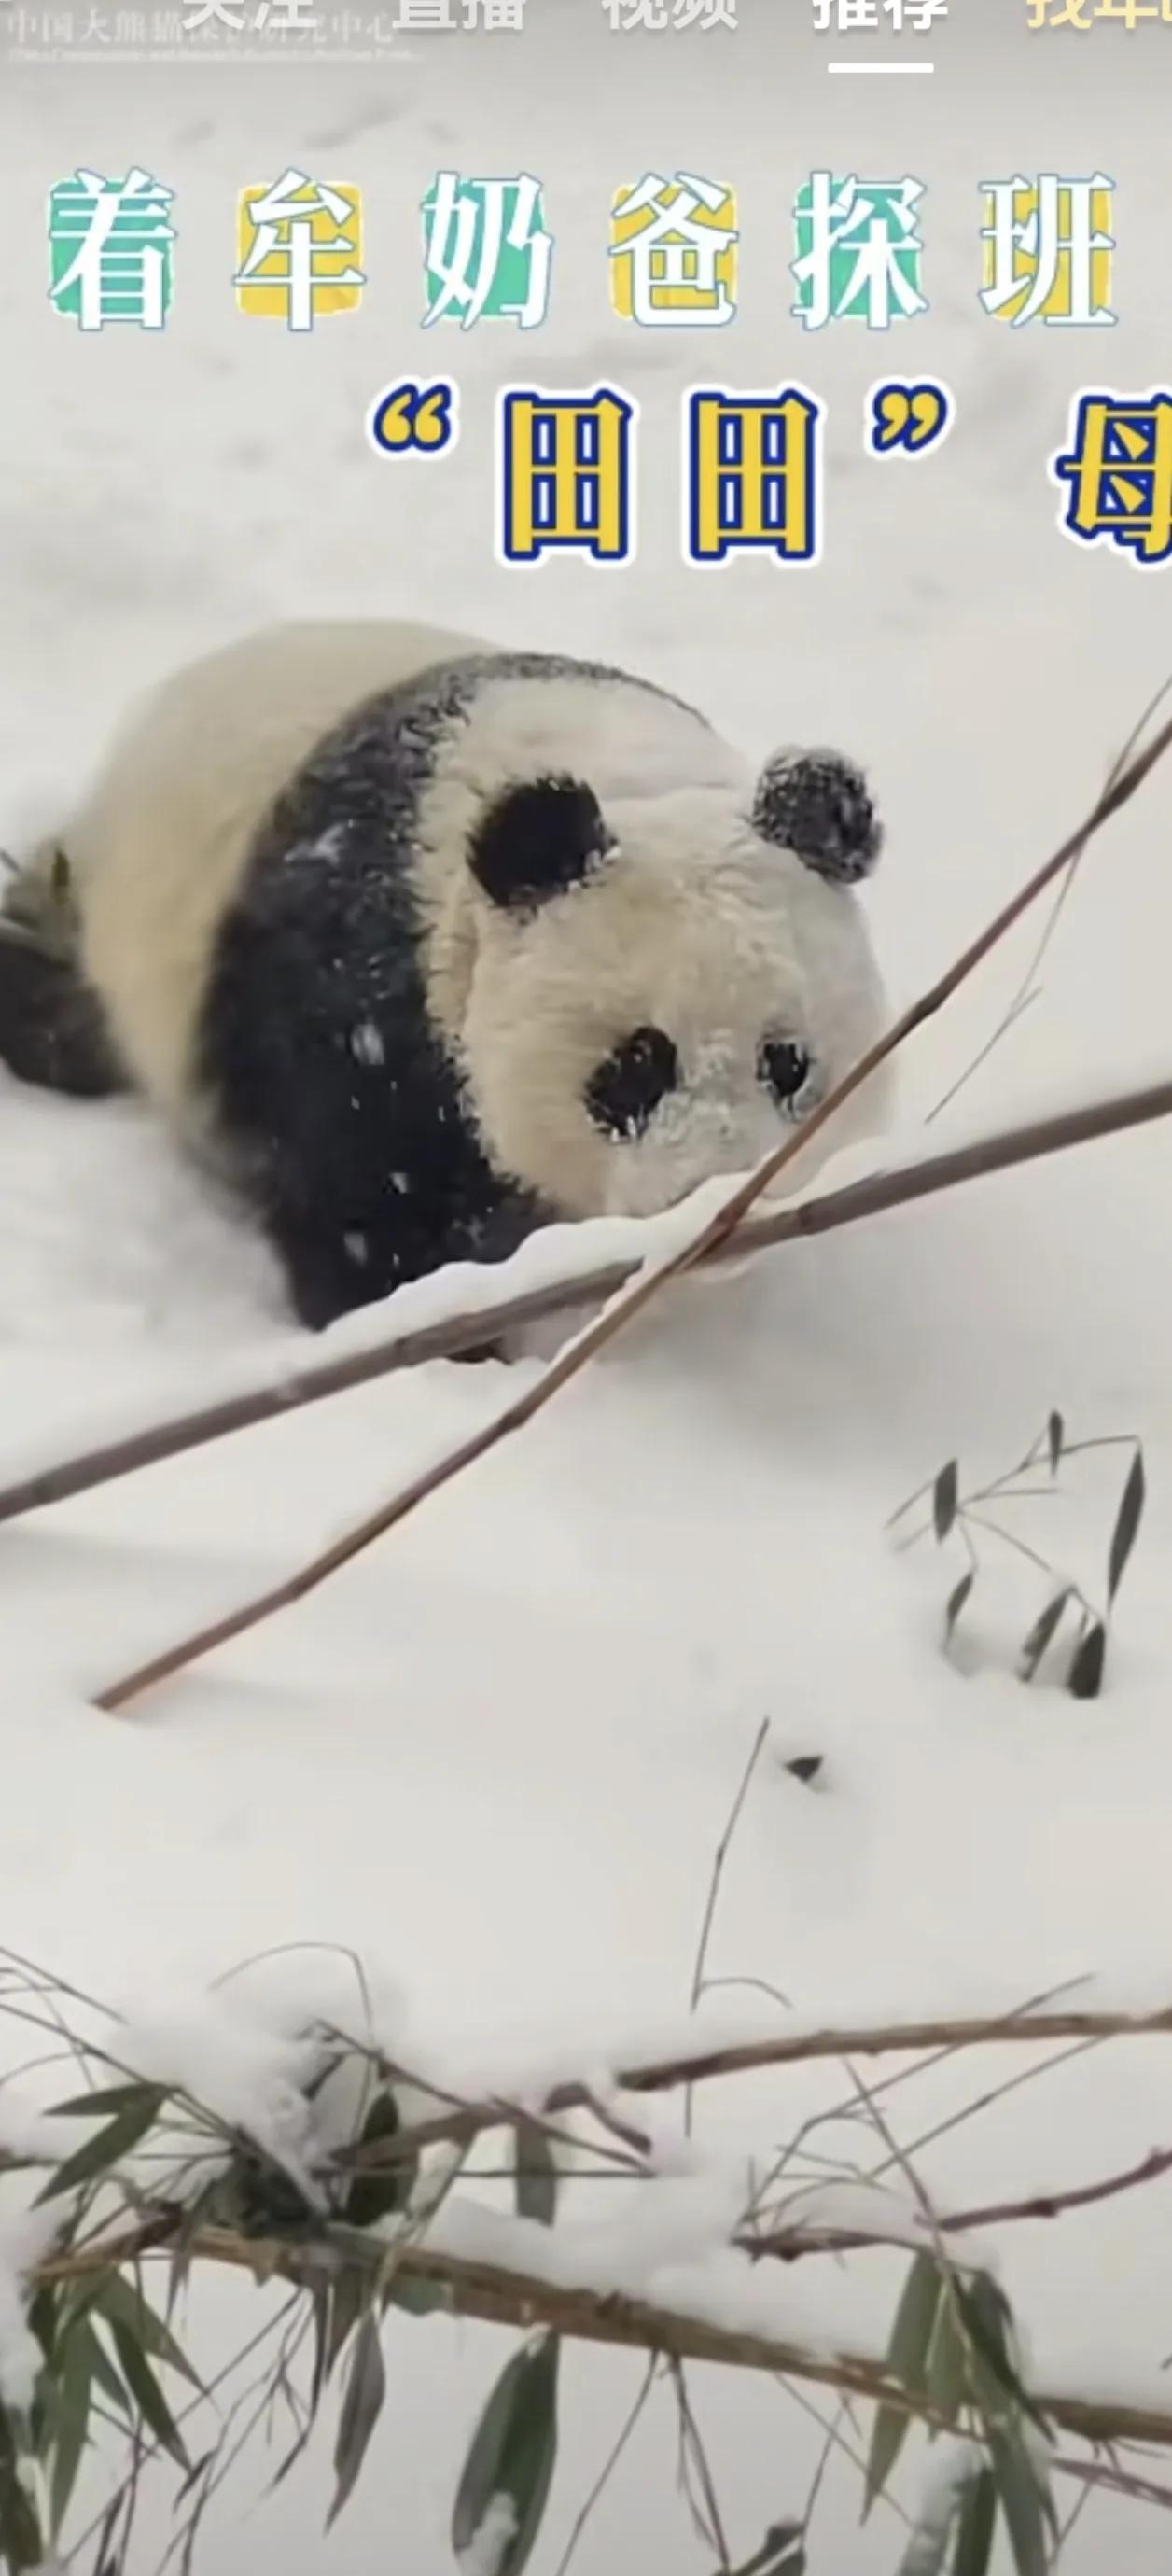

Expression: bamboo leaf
xmin=1108 ymin=1447 xmax=1146 ymax=1604
xmin=945 ymin=1573 xmax=975 ymax=1641
xmin=1046 ymin=1413 xmax=1063 ymax=1478
xmin=0 ymin=2447 xmax=43 ymax=2572
xmin=926 ymin=2295 xmax=968 ymax=2428
xmin=1019 ymin=1590 xmax=1071 ymax=1684
xmin=25 ymin=2285 xmax=58 ymax=2358
xmin=451 ymin=2331 xmax=561 ymax=2576
xmin=89 ymin=2271 xmax=202 ymax=2389
xmin=933 ymin=1463 xmax=959 ymax=1544
xmin=49 ymin=2082 xmax=168 ymax=2121
xmin=760 ymin=2524 xmax=805 ymax=2574
xmin=73 ymin=2319 xmax=133 ymax=2423
xmin=987 ymin=2431 xmax=1053 ymax=2576
xmin=327 ymin=2312 xmax=386 ymax=2528
xmin=1067 ymin=1621 xmax=1107 ymax=1701
xmin=35 ymin=2092 xmax=166 ymax=2205
xmin=165 ymin=2173 xmax=236 ymax=2316
xmin=513 ymin=2123 xmax=558 ymax=2228
xmin=173 ymin=2449 xmax=216 ymax=2509
xmin=307 ymin=2283 xmax=331 ymax=2424
xmin=385 ymin=2274 xmax=453 ymax=2319
xmin=48 ymin=2329 xmax=93 ymax=2540
xmin=951 ymin=2470 xmax=998 ymax=2576
xmin=955 ymin=2278 xmax=1051 ymax=2439
xmin=107 ymin=2322 xmax=189 ymax=2471
xmin=864 ymin=2253 xmax=942 ymax=2518
xmin=325 ymin=2267 xmax=369 ymax=2379
xmin=342 ymin=2090 xmax=414 ymax=2231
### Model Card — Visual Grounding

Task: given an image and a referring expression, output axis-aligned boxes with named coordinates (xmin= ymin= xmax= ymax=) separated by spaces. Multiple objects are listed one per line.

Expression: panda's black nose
xmin=584 ymin=1025 xmax=678 ymax=1138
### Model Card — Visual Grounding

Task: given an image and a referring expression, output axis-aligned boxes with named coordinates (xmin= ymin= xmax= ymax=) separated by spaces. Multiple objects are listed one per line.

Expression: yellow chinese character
xmin=1053 ymin=393 xmax=1172 ymax=562
xmin=1095 ymin=0 xmax=1172 ymax=19
xmin=609 ymin=172 xmax=736 ymax=326
xmin=235 ymin=168 xmax=364 ymax=330
xmin=687 ymin=389 xmax=821 ymax=562
xmin=1026 ymin=0 xmax=1090 ymax=22
xmin=499 ymin=388 xmax=635 ymax=561
xmin=980 ymin=175 xmax=1114 ymax=326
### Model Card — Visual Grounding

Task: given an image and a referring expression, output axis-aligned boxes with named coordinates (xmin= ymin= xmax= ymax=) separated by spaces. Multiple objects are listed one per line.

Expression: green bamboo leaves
xmin=891 ymin=1419 xmax=1146 ymax=1700
xmin=865 ymin=2251 xmax=1058 ymax=2576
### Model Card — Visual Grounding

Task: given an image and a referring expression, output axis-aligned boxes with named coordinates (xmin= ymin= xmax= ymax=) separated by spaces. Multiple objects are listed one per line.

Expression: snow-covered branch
xmin=1 ymin=1073 xmax=1170 ymax=1545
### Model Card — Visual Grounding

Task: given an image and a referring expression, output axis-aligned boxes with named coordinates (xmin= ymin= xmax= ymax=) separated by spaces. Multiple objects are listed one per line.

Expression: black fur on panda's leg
xmin=0 ymin=931 xmax=127 ymax=1099
xmin=264 ymin=1187 xmax=546 ymax=1336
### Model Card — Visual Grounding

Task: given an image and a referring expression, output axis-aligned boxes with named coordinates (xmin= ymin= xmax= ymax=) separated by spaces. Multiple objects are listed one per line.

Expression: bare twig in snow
xmin=926 ymin=669 xmax=1172 ymax=1126
xmin=686 ymin=1718 xmax=772 ymax=2139
xmin=746 ymin=2138 xmax=1172 ymax=2265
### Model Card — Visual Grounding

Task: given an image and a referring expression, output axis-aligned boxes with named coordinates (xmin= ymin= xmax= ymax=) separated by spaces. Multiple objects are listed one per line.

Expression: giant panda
xmin=0 ymin=618 xmax=894 ymax=1333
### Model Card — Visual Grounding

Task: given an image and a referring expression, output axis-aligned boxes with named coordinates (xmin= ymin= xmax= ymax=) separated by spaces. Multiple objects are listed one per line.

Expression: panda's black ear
xmin=468 ymin=774 xmax=612 ymax=912
xmin=752 ymin=749 xmax=882 ymax=885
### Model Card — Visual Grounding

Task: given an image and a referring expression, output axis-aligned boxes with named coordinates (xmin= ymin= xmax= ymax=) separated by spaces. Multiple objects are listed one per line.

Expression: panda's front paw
xmin=753 ymin=749 xmax=883 ymax=884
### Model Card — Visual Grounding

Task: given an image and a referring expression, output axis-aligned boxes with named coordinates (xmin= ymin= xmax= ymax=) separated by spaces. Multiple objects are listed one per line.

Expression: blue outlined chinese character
xmin=498 ymin=386 xmax=636 ymax=563
xmin=1053 ymin=389 xmax=1172 ymax=564
xmin=684 ymin=387 xmax=823 ymax=563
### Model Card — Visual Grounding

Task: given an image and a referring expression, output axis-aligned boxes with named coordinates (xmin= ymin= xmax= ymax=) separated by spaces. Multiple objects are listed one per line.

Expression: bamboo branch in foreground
xmin=91 ymin=1069 xmax=1172 ymax=1715
xmin=34 ymin=2222 xmax=1172 ymax=2457
xmin=0 ymin=1072 xmax=1168 ymax=1541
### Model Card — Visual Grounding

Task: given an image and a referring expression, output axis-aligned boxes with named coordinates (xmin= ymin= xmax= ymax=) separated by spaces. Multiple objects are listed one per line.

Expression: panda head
xmin=438 ymin=742 xmax=891 ymax=1225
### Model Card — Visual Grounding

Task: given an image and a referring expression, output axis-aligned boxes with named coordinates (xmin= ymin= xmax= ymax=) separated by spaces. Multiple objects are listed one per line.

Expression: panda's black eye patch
xmin=585 ymin=1026 xmax=678 ymax=1139
xmin=759 ymin=1036 xmax=812 ymax=1106
xmin=468 ymin=774 xmax=610 ymax=912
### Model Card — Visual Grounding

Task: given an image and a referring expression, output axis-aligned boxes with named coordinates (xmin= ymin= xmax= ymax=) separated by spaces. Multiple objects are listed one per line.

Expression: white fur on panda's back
xmin=62 ymin=618 xmax=491 ymax=1125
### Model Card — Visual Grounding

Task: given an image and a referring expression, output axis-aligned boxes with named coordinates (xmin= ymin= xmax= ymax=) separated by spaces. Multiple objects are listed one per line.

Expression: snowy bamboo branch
xmin=31 ymin=2219 xmax=1172 ymax=2459
xmin=7 ymin=1946 xmax=1172 ymax=2569
xmin=331 ymin=1996 xmax=1172 ymax=2173
xmin=91 ymin=1066 xmax=1172 ymax=1715
xmin=0 ymin=1072 xmax=1168 ymax=1542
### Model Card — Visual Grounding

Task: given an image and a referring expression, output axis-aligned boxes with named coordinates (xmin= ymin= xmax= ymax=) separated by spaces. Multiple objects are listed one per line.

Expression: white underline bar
xmin=828 ymin=60 xmax=936 ymax=72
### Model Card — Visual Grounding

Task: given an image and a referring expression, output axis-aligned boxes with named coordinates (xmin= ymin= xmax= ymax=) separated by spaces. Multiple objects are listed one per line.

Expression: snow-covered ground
xmin=4 ymin=7 xmax=1172 ymax=2569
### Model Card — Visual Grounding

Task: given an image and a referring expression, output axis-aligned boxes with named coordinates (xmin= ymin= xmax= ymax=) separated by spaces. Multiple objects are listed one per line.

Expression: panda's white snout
xmin=586 ymin=1022 xmax=799 ymax=1221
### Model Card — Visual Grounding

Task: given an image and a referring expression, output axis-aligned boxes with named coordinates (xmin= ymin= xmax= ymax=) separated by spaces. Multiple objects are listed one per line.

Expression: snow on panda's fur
xmin=0 ymin=618 xmax=894 ymax=1331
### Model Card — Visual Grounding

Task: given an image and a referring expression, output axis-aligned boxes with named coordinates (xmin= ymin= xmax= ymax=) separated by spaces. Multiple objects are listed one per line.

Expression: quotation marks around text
xmin=868 ymin=377 xmax=953 ymax=454
xmin=367 ymin=377 xmax=458 ymax=455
